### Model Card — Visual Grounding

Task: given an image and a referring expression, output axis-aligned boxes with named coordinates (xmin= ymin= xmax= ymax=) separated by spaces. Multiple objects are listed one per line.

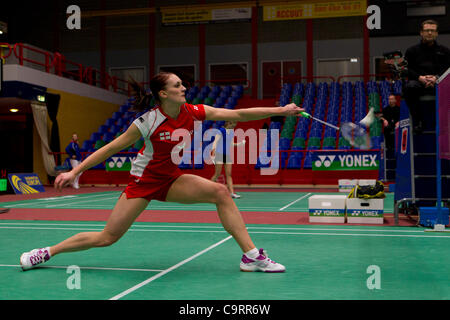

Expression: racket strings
xmin=340 ymin=122 xmax=371 ymax=150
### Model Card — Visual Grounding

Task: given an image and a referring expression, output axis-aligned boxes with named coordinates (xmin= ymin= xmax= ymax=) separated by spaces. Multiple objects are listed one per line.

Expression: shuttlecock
xmin=359 ymin=107 xmax=375 ymax=127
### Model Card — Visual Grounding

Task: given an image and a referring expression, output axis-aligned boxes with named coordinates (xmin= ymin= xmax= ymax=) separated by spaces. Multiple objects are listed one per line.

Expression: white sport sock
xmin=245 ymin=248 xmax=259 ymax=259
xmin=45 ymin=247 xmax=52 ymax=257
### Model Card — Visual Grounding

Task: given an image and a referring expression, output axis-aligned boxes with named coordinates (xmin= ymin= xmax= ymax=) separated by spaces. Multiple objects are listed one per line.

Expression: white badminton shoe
xmin=20 ymin=247 xmax=51 ymax=271
xmin=240 ymin=248 xmax=286 ymax=273
xmin=231 ymin=193 xmax=241 ymax=199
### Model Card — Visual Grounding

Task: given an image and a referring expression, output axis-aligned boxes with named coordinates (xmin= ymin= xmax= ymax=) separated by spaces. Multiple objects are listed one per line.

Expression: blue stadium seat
xmin=208 ymin=91 xmax=218 ymax=100
xmin=302 ymin=152 xmax=313 ymax=169
xmin=231 ymin=91 xmax=241 ymax=99
xmin=103 ymin=132 xmax=114 ymax=142
xmin=222 ymin=85 xmax=232 ymax=95
xmin=280 ymin=151 xmax=289 ymax=169
xmin=119 ymin=105 xmax=130 ymax=113
xmin=234 ymin=85 xmax=244 ymax=95
xmin=227 ymin=96 xmax=238 ymax=107
xmin=219 ymin=91 xmax=230 ymax=99
xmin=81 ymin=140 xmax=93 ymax=151
xmin=216 ymin=97 xmax=226 ymax=107
xmin=105 ymin=118 xmax=115 ymax=127
xmin=90 ymin=132 xmax=101 ymax=142
xmin=279 ymin=138 xmax=291 ymax=150
xmin=98 ymin=125 xmax=109 ymax=134
xmin=212 ymin=86 xmax=221 ymax=94
xmin=111 ymin=111 xmax=122 ymax=121
xmin=215 ymin=120 xmax=225 ymax=127
xmin=109 ymin=125 xmax=120 ymax=135
xmin=269 ymin=122 xmax=282 ymax=130
xmin=287 ymin=154 xmax=302 ymax=169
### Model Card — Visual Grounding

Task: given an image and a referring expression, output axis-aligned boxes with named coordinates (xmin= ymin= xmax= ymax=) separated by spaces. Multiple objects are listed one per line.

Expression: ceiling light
xmin=9 ymin=108 xmax=19 ymax=113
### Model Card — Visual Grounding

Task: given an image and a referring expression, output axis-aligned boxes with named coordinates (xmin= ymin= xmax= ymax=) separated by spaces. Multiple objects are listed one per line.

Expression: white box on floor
xmin=357 ymin=179 xmax=377 ymax=186
xmin=309 ymin=195 xmax=347 ymax=223
xmin=346 ymin=198 xmax=384 ymax=224
xmin=338 ymin=179 xmax=358 ymax=193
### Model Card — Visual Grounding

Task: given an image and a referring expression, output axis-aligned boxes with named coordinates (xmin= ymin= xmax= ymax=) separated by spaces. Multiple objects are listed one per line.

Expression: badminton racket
xmin=299 ymin=111 xmax=372 ymax=150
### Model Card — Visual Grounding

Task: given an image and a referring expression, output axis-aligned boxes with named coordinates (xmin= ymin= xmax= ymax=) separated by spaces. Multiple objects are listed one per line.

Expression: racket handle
xmin=299 ymin=111 xmax=311 ymax=118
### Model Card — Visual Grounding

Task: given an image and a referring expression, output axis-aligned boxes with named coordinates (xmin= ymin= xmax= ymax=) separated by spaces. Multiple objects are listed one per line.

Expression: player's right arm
xmin=55 ymin=124 xmax=142 ymax=190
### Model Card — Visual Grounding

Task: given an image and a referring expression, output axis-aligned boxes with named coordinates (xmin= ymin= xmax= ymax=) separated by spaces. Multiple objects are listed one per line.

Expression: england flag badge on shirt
xmin=160 ymin=132 xmax=170 ymax=141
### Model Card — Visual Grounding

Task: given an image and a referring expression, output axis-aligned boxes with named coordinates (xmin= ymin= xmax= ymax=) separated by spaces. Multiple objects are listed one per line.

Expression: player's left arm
xmin=203 ymin=103 xmax=304 ymax=122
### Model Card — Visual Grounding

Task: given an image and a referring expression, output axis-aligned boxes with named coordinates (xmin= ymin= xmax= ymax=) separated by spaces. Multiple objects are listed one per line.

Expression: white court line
xmin=44 ymin=196 xmax=120 ymax=208
xmin=2 ymin=193 xmax=120 ymax=208
xmin=0 ymin=264 xmax=163 ymax=272
xmin=109 ymin=235 xmax=233 ymax=300
xmin=0 ymin=222 xmax=431 ymax=233
xmin=248 ymin=231 xmax=450 ymax=238
xmin=279 ymin=193 xmax=312 ymax=211
xmin=0 ymin=222 xmax=225 ymax=229
xmin=0 ymin=225 xmax=448 ymax=238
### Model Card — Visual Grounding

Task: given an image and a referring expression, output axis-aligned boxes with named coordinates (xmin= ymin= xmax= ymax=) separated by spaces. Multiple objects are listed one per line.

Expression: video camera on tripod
xmin=383 ymin=50 xmax=408 ymax=80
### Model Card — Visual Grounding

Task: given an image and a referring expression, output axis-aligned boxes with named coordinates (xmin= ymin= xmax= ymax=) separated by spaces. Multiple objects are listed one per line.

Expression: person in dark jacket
xmin=403 ymin=19 xmax=450 ymax=133
xmin=377 ymin=94 xmax=400 ymax=152
xmin=65 ymin=133 xmax=82 ymax=189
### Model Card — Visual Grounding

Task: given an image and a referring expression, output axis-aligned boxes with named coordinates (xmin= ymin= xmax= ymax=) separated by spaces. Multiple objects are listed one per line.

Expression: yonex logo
xmin=160 ymin=132 xmax=171 ymax=141
xmin=314 ymin=155 xmax=336 ymax=168
xmin=108 ymin=157 xmax=128 ymax=169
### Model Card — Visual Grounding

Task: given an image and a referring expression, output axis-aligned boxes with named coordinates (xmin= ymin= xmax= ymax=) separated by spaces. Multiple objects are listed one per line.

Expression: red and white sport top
xmin=130 ymin=103 xmax=206 ymax=182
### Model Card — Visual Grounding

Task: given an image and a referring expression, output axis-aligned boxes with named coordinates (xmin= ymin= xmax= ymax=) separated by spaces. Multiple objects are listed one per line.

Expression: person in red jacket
xmin=20 ymin=72 xmax=303 ymax=273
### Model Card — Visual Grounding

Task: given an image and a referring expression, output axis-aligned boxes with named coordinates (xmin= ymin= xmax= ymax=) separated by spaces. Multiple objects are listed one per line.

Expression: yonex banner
xmin=312 ymin=151 xmax=379 ymax=171
xmin=263 ymin=0 xmax=366 ymax=22
xmin=106 ymin=155 xmax=136 ymax=172
xmin=8 ymin=173 xmax=45 ymax=194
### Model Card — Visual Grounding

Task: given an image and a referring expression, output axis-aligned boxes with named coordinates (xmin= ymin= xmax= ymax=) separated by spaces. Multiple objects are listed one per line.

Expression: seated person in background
xmin=403 ymin=19 xmax=450 ymax=133
xmin=376 ymin=94 xmax=400 ymax=152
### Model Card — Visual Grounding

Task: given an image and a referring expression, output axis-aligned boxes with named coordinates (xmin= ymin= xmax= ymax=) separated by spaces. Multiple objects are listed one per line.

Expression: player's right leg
xmin=166 ymin=174 xmax=285 ymax=272
xmin=20 ymin=193 xmax=149 ymax=270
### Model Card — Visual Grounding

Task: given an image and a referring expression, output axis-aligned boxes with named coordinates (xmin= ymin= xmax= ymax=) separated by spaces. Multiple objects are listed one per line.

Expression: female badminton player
xmin=210 ymin=120 xmax=245 ymax=199
xmin=20 ymin=72 xmax=304 ymax=273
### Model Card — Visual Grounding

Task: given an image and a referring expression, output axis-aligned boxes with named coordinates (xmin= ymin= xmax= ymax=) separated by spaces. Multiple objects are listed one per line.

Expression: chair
xmin=119 ymin=105 xmax=129 ymax=113
xmin=103 ymin=132 xmax=114 ymax=143
xmin=98 ymin=125 xmax=109 ymax=134
xmin=287 ymin=153 xmax=302 ymax=169
xmin=90 ymin=132 xmax=101 ymax=142
xmin=94 ymin=139 xmax=106 ymax=150
xmin=81 ymin=140 xmax=93 ymax=152
xmin=279 ymin=138 xmax=291 ymax=151
xmin=302 ymin=152 xmax=313 ymax=169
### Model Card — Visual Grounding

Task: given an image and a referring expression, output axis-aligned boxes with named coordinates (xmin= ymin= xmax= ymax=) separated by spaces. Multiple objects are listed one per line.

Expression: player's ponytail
xmin=129 ymin=72 xmax=174 ymax=112
xmin=129 ymin=77 xmax=154 ymax=112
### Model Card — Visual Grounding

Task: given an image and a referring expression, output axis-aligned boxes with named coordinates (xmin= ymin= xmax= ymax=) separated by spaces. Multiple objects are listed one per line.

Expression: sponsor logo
xmin=106 ymin=156 xmax=136 ymax=172
xmin=313 ymin=152 xmax=379 ymax=171
xmin=314 ymin=155 xmax=336 ymax=168
xmin=8 ymin=173 xmax=45 ymax=194
xmin=401 ymin=127 xmax=408 ymax=155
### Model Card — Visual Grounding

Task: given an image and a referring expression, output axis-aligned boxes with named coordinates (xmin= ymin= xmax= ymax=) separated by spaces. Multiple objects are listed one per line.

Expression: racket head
xmin=340 ymin=122 xmax=372 ymax=150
